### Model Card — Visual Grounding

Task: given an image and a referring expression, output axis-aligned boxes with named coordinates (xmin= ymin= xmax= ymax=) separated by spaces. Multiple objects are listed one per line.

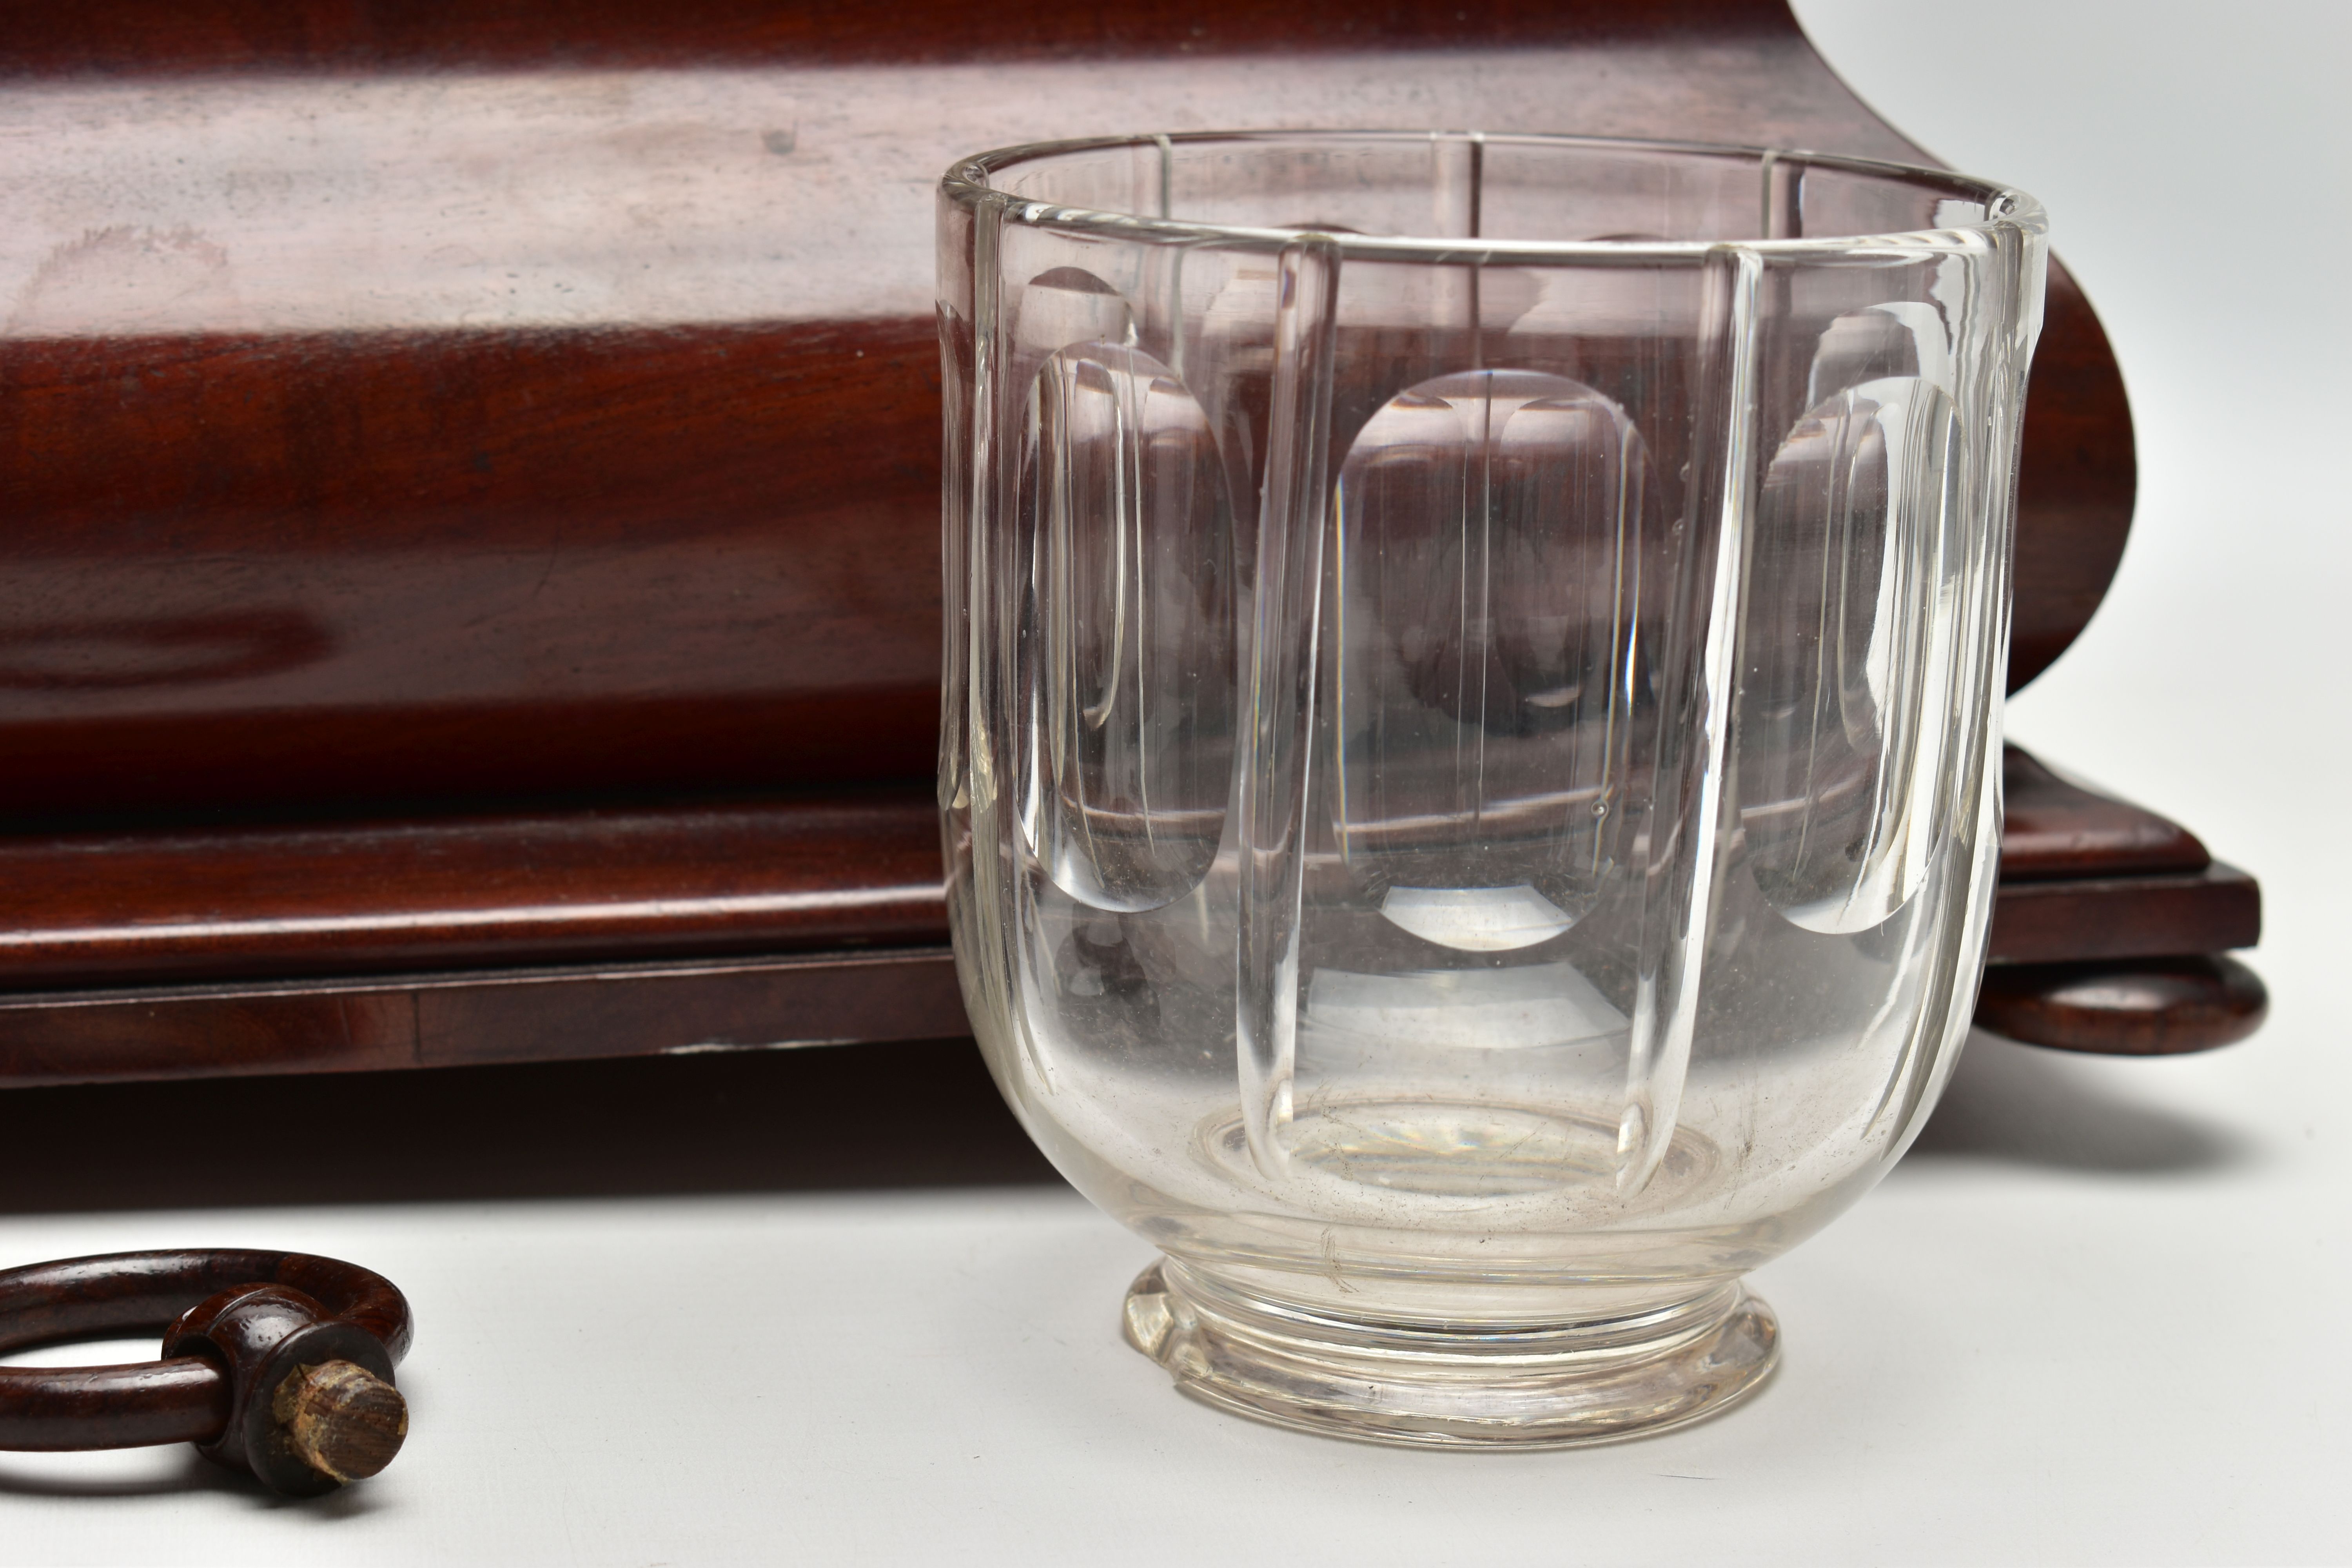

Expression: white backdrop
xmin=1797 ymin=0 xmax=2352 ymax=900
xmin=2 ymin=4 xmax=2348 ymax=1562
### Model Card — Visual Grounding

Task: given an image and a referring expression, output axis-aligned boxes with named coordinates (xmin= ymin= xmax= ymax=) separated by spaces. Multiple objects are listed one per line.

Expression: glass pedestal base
xmin=1121 ymin=1258 xmax=1778 ymax=1450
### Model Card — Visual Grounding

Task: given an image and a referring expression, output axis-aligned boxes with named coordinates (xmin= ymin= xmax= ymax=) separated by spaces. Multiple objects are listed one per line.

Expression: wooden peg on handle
xmin=274 ymin=1359 xmax=409 ymax=1484
xmin=0 ymin=1249 xmax=413 ymax=1495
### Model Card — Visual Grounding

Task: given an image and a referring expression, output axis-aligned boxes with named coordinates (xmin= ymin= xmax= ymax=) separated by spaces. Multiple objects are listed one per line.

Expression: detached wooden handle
xmin=0 ymin=1249 xmax=411 ymax=1496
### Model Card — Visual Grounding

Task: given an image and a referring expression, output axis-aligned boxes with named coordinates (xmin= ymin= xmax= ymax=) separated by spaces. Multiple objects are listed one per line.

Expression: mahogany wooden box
xmin=0 ymin=0 xmax=2261 ymax=1089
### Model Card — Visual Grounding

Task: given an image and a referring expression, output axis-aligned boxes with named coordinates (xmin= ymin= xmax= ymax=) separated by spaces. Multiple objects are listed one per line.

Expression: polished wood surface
xmin=2004 ymin=264 xmax=2136 ymax=690
xmin=0 ymin=1036 xmax=1053 ymax=1209
xmin=0 ymin=743 xmax=2250 ymax=1002
xmin=0 ymin=949 xmax=967 ymax=1089
xmin=1986 ymin=745 xmax=2260 ymax=965
xmin=0 ymin=321 xmax=939 ymax=818
xmin=0 ymin=791 xmax=944 ymax=988
xmin=2000 ymin=746 xmax=2210 ymax=882
xmin=0 ymin=0 xmax=2237 ymax=1074
xmin=160 ymin=1267 xmax=406 ymax=1495
xmin=0 ymin=751 xmax=2263 ymax=1083
xmin=1977 ymin=956 xmax=2270 ymax=1057
xmin=1985 ymin=864 xmax=2260 ymax=965
xmin=0 ymin=0 xmax=2124 ymax=825
xmin=0 ymin=0 xmax=1803 ymax=73
xmin=0 ymin=1248 xmax=408 ymax=1495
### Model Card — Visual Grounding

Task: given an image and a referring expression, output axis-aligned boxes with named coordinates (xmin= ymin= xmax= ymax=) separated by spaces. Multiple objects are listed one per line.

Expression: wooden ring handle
xmin=0 ymin=1249 xmax=411 ymax=1496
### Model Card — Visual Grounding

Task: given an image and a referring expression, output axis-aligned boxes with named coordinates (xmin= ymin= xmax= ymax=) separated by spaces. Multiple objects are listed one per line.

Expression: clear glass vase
xmin=938 ymin=132 xmax=2045 ymax=1448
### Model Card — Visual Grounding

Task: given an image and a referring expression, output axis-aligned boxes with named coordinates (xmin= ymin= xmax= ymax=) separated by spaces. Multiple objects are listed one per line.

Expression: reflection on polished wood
xmin=1977 ymin=956 xmax=2270 ymax=1057
xmin=0 ymin=949 xmax=969 ymax=1090
xmin=0 ymin=753 xmax=2263 ymax=1084
xmin=0 ymin=753 xmax=2260 ymax=991
xmin=0 ymin=0 xmax=2243 ymax=1074
xmin=0 ymin=793 xmax=946 ymax=989
xmin=0 ymin=0 xmax=2127 ymax=822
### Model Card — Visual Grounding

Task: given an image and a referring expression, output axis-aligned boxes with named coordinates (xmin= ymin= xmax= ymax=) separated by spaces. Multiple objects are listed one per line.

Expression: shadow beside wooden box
xmin=0 ymin=0 xmax=2261 ymax=1090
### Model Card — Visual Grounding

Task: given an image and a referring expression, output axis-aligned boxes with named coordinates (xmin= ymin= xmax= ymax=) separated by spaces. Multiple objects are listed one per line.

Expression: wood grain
xmin=0 ymin=791 xmax=945 ymax=988
xmin=0 ymin=949 xmax=969 ymax=1089
xmin=0 ymin=0 xmax=2126 ymax=826
xmin=0 ymin=748 xmax=2254 ymax=989
xmin=1976 ymin=956 xmax=2269 ymax=1056
xmin=1986 ymin=864 xmax=2260 ymax=965
xmin=0 ymin=0 xmax=2215 ymax=1075
xmin=2001 ymin=746 xmax=2210 ymax=883
xmin=0 ymin=741 xmax=2264 ymax=1079
xmin=0 ymin=1249 xmax=407 ymax=1463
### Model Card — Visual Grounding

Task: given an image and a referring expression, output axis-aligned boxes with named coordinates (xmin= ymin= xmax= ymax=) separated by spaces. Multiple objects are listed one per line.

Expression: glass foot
xmin=1121 ymin=1258 xmax=1778 ymax=1450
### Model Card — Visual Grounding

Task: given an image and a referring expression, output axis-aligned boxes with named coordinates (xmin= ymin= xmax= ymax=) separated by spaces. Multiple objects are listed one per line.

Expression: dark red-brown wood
xmin=2000 ymin=746 xmax=2211 ymax=883
xmin=1977 ymin=956 xmax=2270 ymax=1056
xmin=0 ymin=761 xmax=2261 ymax=994
xmin=0 ymin=744 xmax=2260 ymax=1082
xmin=1968 ymin=749 xmax=2263 ymax=1054
xmin=0 ymin=791 xmax=944 ymax=989
xmin=0 ymin=0 xmax=2123 ymax=825
xmin=0 ymin=0 xmax=2243 ymax=1076
xmin=1986 ymin=745 xmax=2263 ymax=965
xmin=0 ymin=949 xmax=969 ymax=1089
xmin=0 ymin=1249 xmax=408 ymax=1466
xmin=162 ymin=1276 xmax=404 ymax=1495
xmin=0 ymin=748 xmax=2249 ymax=982
xmin=1993 ymin=863 xmax=2261 ymax=963
xmin=0 ymin=322 xmax=942 ymax=820
xmin=0 ymin=0 xmax=1807 ymax=76
xmin=1985 ymin=863 xmax=2261 ymax=965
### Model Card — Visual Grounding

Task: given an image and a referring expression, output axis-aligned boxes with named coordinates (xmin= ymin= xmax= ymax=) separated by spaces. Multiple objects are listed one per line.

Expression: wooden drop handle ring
xmin=0 ymin=1249 xmax=411 ymax=1495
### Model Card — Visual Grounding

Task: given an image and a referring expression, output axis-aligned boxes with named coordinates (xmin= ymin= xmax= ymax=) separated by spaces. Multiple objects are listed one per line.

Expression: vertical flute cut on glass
xmin=938 ymin=132 xmax=2045 ymax=1448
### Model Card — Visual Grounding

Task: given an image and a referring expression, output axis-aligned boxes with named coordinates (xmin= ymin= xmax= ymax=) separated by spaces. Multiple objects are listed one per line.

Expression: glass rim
xmin=941 ymin=129 xmax=2045 ymax=263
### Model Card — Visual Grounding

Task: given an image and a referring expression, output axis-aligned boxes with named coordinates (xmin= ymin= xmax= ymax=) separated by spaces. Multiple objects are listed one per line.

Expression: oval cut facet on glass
xmin=1016 ymin=339 xmax=1236 ymax=912
xmin=1328 ymin=368 xmax=1651 ymax=951
xmin=1744 ymin=375 xmax=1967 ymax=934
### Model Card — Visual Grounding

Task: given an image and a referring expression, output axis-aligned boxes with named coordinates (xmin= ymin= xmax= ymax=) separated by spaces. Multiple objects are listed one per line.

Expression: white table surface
xmin=5 ymin=2 xmax=2349 ymax=1561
